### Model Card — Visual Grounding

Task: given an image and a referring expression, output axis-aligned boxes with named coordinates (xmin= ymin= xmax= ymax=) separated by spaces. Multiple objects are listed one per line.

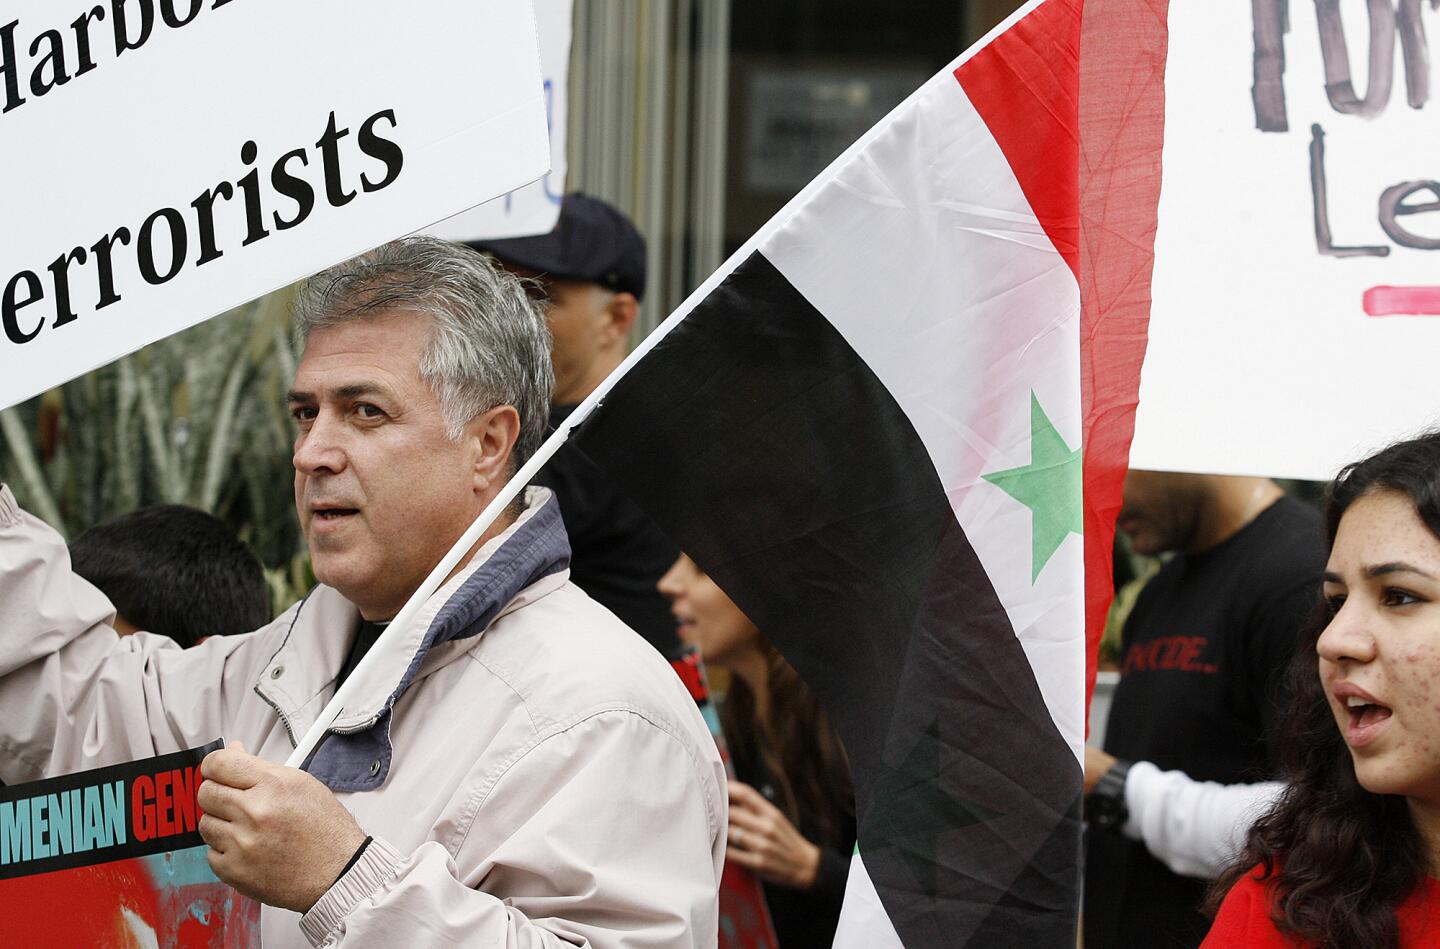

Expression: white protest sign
xmin=1132 ymin=2 xmax=1440 ymax=480
xmin=427 ymin=0 xmax=571 ymax=241
xmin=0 ymin=0 xmax=548 ymax=411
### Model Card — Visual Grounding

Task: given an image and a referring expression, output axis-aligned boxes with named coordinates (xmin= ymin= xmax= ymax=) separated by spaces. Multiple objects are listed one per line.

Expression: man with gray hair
xmin=0 ymin=237 xmax=727 ymax=947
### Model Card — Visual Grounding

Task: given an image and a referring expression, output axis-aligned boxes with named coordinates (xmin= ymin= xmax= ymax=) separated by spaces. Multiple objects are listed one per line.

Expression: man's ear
xmin=601 ymin=292 xmax=640 ymax=346
xmin=467 ymin=404 xmax=522 ymax=492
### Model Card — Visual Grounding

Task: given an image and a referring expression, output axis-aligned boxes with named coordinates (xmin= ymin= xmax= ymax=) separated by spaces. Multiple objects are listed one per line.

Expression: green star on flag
xmin=983 ymin=392 xmax=1082 ymax=582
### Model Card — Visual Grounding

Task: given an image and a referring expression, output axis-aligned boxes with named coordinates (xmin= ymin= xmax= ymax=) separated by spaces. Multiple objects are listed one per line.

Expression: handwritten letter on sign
xmin=0 ymin=0 xmax=548 ymax=411
xmin=1133 ymin=3 xmax=1440 ymax=480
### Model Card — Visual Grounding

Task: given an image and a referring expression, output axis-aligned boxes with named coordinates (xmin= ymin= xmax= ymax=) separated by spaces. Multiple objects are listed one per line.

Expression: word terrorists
xmin=2 ymin=107 xmax=405 ymax=346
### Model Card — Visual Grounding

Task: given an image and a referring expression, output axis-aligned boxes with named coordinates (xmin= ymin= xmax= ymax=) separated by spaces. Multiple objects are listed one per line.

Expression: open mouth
xmin=1341 ymin=694 xmax=1394 ymax=747
xmin=1345 ymin=696 xmax=1393 ymax=729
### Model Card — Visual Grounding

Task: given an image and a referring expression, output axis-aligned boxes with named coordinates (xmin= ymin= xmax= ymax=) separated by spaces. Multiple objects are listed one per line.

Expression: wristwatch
xmin=1086 ymin=758 xmax=1133 ymax=831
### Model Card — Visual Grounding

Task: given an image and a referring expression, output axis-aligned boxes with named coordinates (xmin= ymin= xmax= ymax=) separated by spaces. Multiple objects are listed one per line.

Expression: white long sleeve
xmin=1121 ymin=760 xmax=1283 ymax=879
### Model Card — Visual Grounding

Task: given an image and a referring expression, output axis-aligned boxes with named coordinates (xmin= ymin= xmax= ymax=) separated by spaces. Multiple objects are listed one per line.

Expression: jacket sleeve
xmin=301 ymin=708 xmax=724 ymax=948
xmin=0 ymin=485 xmax=266 ymax=781
xmin=811 ymin=845 xmax=852 ymax=905
xmin=1123 ymin=760 xmax=1284 ymax=879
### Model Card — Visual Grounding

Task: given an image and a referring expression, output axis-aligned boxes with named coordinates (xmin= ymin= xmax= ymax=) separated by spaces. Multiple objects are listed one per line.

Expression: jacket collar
xmin=254 ymin=487 xmax=571 ymax=791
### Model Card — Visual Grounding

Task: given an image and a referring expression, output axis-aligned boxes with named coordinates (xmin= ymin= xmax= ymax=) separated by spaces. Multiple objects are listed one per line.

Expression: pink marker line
xmin=1364 ymin=286 xmax=1440 ymax=317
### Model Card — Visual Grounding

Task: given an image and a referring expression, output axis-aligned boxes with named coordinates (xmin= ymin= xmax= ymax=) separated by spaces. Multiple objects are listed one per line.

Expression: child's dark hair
xmin=70 ymin=505 xmax=271 ymax=647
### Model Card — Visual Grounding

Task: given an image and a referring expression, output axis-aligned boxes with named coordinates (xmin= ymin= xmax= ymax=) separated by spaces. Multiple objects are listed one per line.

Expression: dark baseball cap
xmin=468 ymin=193 xmax=647 ymax=301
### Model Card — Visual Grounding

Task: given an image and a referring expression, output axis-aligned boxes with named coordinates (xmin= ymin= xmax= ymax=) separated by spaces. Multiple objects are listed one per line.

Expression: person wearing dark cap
xmin=469 ymin=193 xmax=681 ymax=658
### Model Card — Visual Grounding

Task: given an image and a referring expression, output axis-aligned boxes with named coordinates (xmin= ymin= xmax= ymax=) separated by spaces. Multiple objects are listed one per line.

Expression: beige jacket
xmin=0 ymin=485 xmax=726 ymax=947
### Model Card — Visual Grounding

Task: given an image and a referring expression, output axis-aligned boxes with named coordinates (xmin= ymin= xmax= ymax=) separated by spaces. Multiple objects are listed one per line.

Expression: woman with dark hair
xmin=659 ymin=554 xmax=855 ymax=948
xmin=1204 ymin=432 xmax=1440 ymax=948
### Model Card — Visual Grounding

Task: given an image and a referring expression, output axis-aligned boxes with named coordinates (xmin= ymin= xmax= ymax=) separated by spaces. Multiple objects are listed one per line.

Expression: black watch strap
xmin=333 ymin=835 xmax=373 ymax=887
xmin=1086 ymin=759 xmax=1133 ymax=832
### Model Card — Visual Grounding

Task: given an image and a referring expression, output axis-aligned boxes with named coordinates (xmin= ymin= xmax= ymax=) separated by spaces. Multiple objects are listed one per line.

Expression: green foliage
xmin=0 ymin=289 xmax=313 ymax=614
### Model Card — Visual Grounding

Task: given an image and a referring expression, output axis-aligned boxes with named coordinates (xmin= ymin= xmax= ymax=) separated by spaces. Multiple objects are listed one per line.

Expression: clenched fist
xmin=197 ymin=742 xmax=368 ymax=913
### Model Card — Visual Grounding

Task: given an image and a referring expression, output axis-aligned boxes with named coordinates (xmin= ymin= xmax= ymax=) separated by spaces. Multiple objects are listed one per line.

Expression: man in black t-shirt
xmin=469 ymin=195 xmax=680 ymax=658
xmin=1083 ymin=471 xmax=1323 ymax=949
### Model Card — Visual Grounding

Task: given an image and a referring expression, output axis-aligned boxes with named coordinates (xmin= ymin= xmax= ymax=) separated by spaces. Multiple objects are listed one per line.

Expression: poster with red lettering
xmin=0 ymin=741 xmax=260 ymax=948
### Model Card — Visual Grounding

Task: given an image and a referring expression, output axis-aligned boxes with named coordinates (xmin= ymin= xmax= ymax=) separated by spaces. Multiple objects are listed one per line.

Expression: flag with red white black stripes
xmin=572 ymin=0 xmax=1164 ymax=942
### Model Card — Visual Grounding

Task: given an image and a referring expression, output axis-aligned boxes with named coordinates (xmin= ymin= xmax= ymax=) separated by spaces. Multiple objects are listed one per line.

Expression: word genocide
xmin=0 ymin=745 xmax=216 ymax=881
